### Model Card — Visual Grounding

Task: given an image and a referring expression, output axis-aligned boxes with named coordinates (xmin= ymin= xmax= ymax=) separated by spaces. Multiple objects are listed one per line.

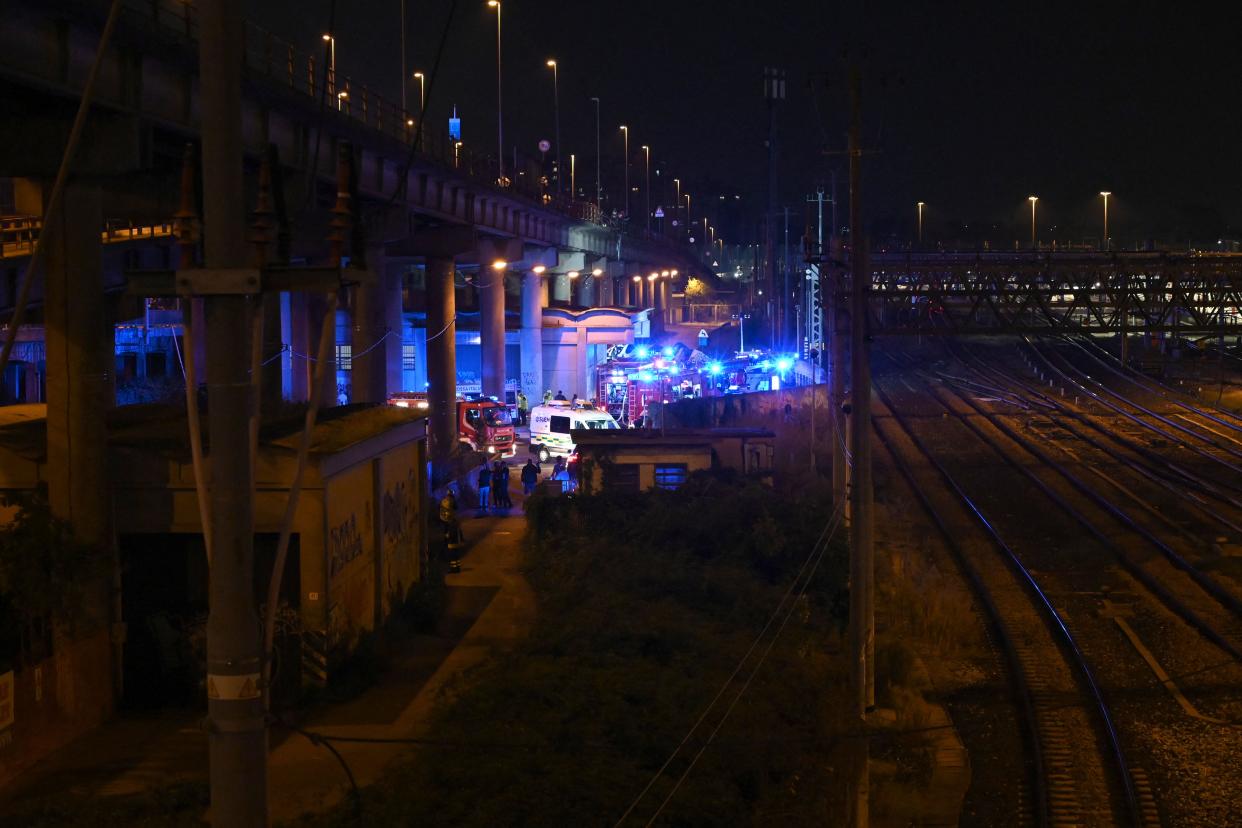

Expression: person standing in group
xmin=517 ymin=391 xmax=529 ymax=426
xmin=476 ymin=462 xmax=492 ymax=514
xmin=493 ymin=460 xmax=511 ymax=509
xmin=543 ymin=388 xmax=553 ymax=404
xmin=521 ymin=458 xmax=540 ymax=496
xmin=554 ymin=389 xmax=567 ymax=401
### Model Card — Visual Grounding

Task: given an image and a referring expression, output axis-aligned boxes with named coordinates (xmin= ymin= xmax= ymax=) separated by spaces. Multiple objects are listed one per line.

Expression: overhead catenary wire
xmin=613 ymin=496 xmax=846 ymax=827
xmin=643 ymin=502 xmax=845 ymax=827
xmin=175 ymin=305 xmax=213 ymax=563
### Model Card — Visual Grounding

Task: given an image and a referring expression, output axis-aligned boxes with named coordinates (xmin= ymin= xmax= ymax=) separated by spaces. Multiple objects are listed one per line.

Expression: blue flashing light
xmin=776 ymin=357 xmax=794 ymax=373
xmin=662 ymin=346 xmax=675 ymax=358
xmin=635 ymin=345 xmax=651 ymax=359
xmin=707 ymin=361 xmax=723 ymax=375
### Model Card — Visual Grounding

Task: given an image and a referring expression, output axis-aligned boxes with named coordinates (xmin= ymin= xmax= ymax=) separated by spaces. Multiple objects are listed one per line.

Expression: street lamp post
xmin=547 ymin=59 xmax=561 ymax=195
xmin=641 ymin=145 xmax=651 ymax=234
xmin=1100 ymin=191 xmax=1111 ymax=251
xmin=400 ymin=0 xmax=406 ymax=112
xmin=487 ymin=1 xmax=503 ymax=183
xmin=1028 ymin=195 xmax=1038 ymax=250
xmin=619 ymin=125 xmax=629 ymax=218
xmin=590 ymin=97 xmax=601 ymax=208
xmin=321 ymin=33 xmax=336 ymax=104
xmin=570 ymin=153 xmax=576 ymax=199
xmin=413 ymin=71 xmax=425 ymax=119
xmin=917 ymin=201 xmax=925 ymax=247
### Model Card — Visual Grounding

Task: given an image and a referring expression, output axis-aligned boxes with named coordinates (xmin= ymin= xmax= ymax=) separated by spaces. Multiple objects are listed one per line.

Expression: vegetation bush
xmin=304 ymin=472 xmax=851 ymax=826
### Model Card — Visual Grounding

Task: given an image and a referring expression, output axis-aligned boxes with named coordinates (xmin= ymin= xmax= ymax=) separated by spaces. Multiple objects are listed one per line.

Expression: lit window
xmin=402 ymin=344 xmax=417 ymax=371
xmin=336 ymin=344 xmax=352 ymax=370
xmin=654 ymin=463 xmax=688 ymax=490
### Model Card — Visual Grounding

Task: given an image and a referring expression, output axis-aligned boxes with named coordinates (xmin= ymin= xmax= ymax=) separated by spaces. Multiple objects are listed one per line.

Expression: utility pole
xmin=763 ymin=67 xmax=785 ymax=351
xmin=591 ymin=97 xmax=601 ymax=208
xmin=199 ymin=0 xmax=266 ymax=823
xmin=847 ymin=67 xmax=874 ymax=721
xmin=783 ymin=205 xmax=791 ymax=351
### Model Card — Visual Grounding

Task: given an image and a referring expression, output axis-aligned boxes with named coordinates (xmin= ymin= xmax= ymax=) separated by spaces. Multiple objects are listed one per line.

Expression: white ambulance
xmin=528 ymin=401 xmax=620 ymax=461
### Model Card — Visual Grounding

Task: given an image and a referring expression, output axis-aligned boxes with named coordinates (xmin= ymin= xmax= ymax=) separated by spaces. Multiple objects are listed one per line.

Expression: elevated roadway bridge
xmin=0 ymin=0 xmax=701 ymax=465
xmin=856 ymin=251 xmax=1242 ymax=337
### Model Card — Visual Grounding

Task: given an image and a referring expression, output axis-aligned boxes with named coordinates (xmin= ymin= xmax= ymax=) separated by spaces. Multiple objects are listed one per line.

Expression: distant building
xmin=572 ymin=428 xmax=775 ymax=493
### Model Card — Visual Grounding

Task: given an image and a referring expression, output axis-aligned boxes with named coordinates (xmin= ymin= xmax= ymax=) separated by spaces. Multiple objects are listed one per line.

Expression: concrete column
xmin=479 ymin=264 xmax=507 ymax=399
xmin=426 ymin=256 xmax=457 ymax=473
xmin=578 ymin=273 xmax=596 ymax=307
xmin=552 ymin=272 xmax=571 ymax=304
xmin=41 ymin=182 xmax=109 ymax=545
xmin=349 ymin=245 xmax=389 ymax=403
xmin=286 ymin=291 xmax=309 ymax=401
xmin=385 ymin=262 xmax=404 ymax=395
xmin=305 ymin=291 xmax=336 ymax=403
xmin=520 ymin=268 xmax=544 ymax=409
xmin=261 ymin=292 xmax=283 ymax=410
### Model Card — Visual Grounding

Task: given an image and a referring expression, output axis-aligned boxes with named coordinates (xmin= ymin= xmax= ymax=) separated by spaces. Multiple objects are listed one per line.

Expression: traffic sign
xmin=654 ymin=207 xmax=665 ymax=218
xmin=538 ymin=139 xmax=551 ymax=153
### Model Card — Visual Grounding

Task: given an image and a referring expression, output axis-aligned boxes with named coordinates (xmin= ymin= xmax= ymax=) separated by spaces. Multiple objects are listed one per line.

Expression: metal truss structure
xmin=840 ymin=252 xmax=1242 ymax=335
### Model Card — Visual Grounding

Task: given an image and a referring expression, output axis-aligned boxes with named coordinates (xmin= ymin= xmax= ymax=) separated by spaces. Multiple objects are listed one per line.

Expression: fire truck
xmin=457 ymin=397 xmax=516 ymax=457
xmin=387 ymin=393 xmax=516 ymax=456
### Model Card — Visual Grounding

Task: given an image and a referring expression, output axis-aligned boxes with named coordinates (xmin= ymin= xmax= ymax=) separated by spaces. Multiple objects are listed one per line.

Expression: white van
xmin=528 ymin=401 xmax=620 ymax=461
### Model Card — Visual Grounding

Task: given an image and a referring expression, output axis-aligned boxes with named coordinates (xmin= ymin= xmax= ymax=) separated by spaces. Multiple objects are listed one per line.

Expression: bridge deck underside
xmin=860 ymin=260 xmax=1242 ymax=335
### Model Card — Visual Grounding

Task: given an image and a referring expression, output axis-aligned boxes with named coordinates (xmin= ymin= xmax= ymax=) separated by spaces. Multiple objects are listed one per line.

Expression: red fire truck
xmin=387 ymin=394 xmax=516 ymax=456
xmin=457 ymin=397 xmax=516 ymax=457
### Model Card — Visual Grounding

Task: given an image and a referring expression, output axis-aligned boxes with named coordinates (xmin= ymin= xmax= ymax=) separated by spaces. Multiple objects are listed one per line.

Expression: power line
xmin=613 ymin=496 xmax=846 ymax=826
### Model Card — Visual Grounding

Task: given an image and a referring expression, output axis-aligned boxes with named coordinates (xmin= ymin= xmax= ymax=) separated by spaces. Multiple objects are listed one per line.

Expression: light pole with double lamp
xmin=547 ymin=59 xmax=561 ymax=194
xmin=487 ymin=1 xmax=504 ymax=183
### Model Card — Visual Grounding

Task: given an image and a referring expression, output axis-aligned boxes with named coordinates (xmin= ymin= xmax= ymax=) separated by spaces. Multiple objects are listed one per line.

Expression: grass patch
xmin=298 ymin=472 xmax=851 ymax=826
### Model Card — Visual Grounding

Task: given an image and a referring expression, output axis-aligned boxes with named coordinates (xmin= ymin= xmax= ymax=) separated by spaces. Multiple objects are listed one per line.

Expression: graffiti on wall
xmin=328 ymin=514 xmax=364 ymax=577
xmin=381 ymin=471 xmax=417 ymax=546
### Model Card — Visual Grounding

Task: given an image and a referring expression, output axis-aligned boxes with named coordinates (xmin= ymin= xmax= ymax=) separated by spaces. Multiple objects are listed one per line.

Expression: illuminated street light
xmin=670 ymin=269 xmax=678 ymax=276
xmin=487 ymin=1 xmax=504 ymax=183
xmin=1028 ymin=196 xmax=1038 ymax=250
xmin=547 ymin=59 xmax=561 ymax=195
xmin=322 ymin=33 xmax=337 ymax=104
xmin=568 ymin=270 xmax=580 ymax=279
xmin=592 ymin=268 xmax=603 ymax=276
xmin=619 ymin=125 xmax=629 ymax=218
xmin=533 ymin=264 xmax=546 ymax=274
xmin=917 ymin=201 xmax=925 ymax=246
xmin=413 ymin=71 xmax=425 ymax=117
xmin=491 ymin=260 xmax=507 ymax=271
xmin=1099 ymin=191 xmax=1111 ymax=252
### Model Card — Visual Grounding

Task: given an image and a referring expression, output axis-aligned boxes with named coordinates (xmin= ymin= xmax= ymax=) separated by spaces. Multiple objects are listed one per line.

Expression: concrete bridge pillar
xmin=349 ymin=244 xmax=390 ymax=403
xmin=477 ymin=239 xmax=522 ymax=400
xmin=553 ymin=251 xmax=585 ymax=305
xmin=403 ymin=226 xmax=477 ymax=479
xmin=33 ymin=181 xmax=110 ymax=546
xmin=521 ymin=248 xmax=557 ymax=408
xmin=426 ymin=256 xmax=458 ymax=471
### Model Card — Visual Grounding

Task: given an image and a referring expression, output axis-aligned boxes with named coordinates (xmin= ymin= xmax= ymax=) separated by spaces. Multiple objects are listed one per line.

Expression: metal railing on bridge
xmin=125 ymin=0 xmax=617 ymax=234
xmin=851 ymin=250 xmax=1242 ymax=335
xmin=1 ymin=215 xmax=174 ymax=259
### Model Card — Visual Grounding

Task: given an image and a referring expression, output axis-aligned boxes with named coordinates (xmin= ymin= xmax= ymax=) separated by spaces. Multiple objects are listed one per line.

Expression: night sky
xmin=246 ymin=1 xmax=1242 ymax=246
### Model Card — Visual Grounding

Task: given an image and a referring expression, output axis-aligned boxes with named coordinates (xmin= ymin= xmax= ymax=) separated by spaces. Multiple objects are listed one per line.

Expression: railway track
xmin=873 ymin=337 xmax=1242 ymax=824
xmin=871 ymin=374 xmax=1146 ymax=827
